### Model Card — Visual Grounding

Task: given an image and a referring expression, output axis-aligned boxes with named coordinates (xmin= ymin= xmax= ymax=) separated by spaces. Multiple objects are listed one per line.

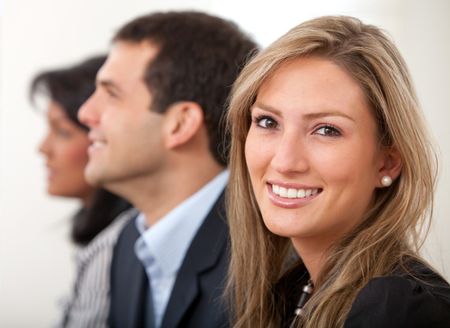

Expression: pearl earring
xmin=381 ymin=175 xmax=392 ymax=187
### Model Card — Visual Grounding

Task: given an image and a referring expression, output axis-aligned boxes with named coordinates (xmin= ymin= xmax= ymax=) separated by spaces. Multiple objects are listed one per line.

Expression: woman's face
xmin=39 ymin=101 xmax=94 ymax=203
xmin=245 ymin=57 xmax=385 ymax=251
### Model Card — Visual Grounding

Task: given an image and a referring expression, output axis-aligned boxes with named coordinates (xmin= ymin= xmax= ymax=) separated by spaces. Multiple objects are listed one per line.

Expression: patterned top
xmin=57 ymin=208 xmax=137 ymax=328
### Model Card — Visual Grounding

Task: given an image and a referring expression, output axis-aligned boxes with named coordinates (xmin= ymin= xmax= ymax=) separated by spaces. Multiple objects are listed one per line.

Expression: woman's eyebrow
xmin=302 ymin=111 xmax=355 ymax=122
xmin=253 ymin=101 xmax=355 ymax=122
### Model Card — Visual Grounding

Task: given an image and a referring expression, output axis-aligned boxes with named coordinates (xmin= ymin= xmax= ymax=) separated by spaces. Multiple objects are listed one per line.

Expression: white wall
xmin=1 ymin=0 xmax=449 ymax=326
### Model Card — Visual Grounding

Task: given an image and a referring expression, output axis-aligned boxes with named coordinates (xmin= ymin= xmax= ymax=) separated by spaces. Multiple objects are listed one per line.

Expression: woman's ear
xmin=162 ymin=101 xmax=204 ymax=149
xmin=377 ymin=146 xmax=402 ymax=188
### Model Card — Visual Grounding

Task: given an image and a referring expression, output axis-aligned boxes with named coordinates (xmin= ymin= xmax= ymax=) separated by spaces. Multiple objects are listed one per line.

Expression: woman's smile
xmin=245 ymin=56 xmax=382 ymax=248
xmin=266 ymin=181 xmax=323 ymax=209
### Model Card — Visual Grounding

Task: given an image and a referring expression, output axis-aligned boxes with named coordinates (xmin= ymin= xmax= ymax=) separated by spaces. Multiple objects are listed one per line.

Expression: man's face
xmin=78 ymin=41 xmax=167 ymax=190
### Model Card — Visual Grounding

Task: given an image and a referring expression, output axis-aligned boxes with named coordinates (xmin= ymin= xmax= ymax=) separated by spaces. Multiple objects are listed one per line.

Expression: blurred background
xmin=0 ymin=0 xmax=449 ymax=326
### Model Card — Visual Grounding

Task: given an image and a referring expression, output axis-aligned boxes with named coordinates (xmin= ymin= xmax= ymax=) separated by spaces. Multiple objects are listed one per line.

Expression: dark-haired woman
xmin=31 ymin=56 xmax=133 ymax=328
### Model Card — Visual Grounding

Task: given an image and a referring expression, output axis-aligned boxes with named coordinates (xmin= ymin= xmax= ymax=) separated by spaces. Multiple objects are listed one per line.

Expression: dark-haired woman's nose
xmin=38 ymin=133 xmax=52 ymax=157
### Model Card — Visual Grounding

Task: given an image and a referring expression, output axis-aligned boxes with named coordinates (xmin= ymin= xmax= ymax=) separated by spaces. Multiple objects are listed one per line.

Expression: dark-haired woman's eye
xmin=255 ymin=115 xmax=278 ymax=129
xmin=56 ymin=128 xmax=72 ymax=138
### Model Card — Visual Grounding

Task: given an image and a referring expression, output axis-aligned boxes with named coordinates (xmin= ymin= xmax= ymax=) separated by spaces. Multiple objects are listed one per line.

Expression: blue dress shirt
xmin=134 ymin=170 xmax=228 ymax=328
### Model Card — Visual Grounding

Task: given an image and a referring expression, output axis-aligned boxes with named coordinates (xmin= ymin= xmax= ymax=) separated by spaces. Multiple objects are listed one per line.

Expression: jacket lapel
xmin=113 ymin=214 xmax=149 ymax=328
xmin=161 ymin=192 xmax=228 ymax=327
xmin=127 ymin=256 xmax=148 ymax=328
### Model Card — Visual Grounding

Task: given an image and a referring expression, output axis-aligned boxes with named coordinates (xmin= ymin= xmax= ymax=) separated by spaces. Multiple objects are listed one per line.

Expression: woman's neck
xmin=80 ymin=189 xmax=96 ymax=209
xmin=291 ymin=238 xmax=330 ymax=283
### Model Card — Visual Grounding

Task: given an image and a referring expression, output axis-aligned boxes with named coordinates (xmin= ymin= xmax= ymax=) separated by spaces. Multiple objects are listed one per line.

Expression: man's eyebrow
xmin=97 ymin=79 xmax=122 ymax=94
xmin=252 ymin=101 xmax=355 ymax=122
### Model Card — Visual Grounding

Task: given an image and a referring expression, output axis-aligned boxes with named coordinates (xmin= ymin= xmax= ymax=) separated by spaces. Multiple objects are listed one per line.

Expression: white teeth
xmin=271 ymin=184 xmax=319 ymax=199
xmin=287 ymin=188 xmax=297 ymax=198
xmin=91 ymin=141 xmax=106 ymax=149
xmin=297 ymin=189 xmax=306 ymax=198
xmin=273 ymin=184 xmax=280 ymax=194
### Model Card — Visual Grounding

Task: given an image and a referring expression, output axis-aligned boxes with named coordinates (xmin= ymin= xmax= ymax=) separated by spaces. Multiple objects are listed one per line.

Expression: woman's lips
xmin=45 ymin=166 xmax=56 ymax=181
xmin=267 ymin=182 xmax=322 ymax=209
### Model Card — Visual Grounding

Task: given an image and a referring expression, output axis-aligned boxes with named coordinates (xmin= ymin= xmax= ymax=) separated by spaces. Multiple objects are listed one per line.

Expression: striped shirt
xmin=57 ymin=208 xmax=137 ymax=328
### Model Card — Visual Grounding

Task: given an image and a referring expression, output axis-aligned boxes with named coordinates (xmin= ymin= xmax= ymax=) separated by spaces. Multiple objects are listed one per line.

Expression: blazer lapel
xmin=161 ymin=192 xmax=228 ymax=327
xmin=127 ymin=257 xmax=148 ymax=328
xmin=112 ymin=215 xmax=148 ymax=328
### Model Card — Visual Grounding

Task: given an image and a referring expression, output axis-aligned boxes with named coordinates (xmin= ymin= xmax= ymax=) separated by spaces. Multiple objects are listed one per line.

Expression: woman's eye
xmin=55 ymin=128 xmax=72 ymax=138
xmin=315 ymin=125 xmax=341 ymax=137
xmin=255 ymin=116 xmax=278 ymax=129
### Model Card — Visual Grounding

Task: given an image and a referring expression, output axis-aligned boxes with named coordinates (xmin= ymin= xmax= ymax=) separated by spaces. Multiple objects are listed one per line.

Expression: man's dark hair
xmin=30 ymin=56 xmax=131 ymax=245
xmin=114 ymin=11 xmax=258 ymax=165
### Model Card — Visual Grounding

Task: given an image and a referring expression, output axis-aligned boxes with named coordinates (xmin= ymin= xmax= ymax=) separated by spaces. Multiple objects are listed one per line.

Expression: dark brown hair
xmin=114 ymin=11 xmax=258 ymax=165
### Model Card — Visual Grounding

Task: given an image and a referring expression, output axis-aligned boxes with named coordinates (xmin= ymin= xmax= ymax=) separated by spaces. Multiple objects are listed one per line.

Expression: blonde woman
xmin=227 ymin=16 xmax=450 ymax=327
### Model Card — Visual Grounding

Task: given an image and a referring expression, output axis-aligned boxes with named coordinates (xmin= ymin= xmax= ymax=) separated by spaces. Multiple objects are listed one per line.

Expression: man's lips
xmin=88 ymin=131 xmax=107 ymax=143
xmin=87 ymin=140 xmax=106 ymax=155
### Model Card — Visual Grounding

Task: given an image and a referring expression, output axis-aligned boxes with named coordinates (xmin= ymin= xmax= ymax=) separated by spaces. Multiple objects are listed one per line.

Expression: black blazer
xmin=344 ymin=261 xmax=450 ymax=328
xmin=280 ymin=261 xmax=450 ymax=328
xmin=108 ymin=193 xmax=229 ymax=328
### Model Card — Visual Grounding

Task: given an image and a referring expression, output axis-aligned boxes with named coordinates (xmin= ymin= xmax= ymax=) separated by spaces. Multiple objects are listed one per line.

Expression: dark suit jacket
xmin=108 ymin=193 xmax=229 ymax=328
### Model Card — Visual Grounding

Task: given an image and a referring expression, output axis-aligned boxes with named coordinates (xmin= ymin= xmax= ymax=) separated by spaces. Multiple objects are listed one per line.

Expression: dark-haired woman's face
xmin=39 ymin=102 xmax=94 ymax=203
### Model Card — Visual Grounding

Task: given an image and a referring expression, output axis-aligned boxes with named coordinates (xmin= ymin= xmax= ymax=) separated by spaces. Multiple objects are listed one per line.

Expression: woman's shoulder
xmin=95 ymin=207 xmax=137 ymax=242
xmin=344 ymin=262 xmax=450 ymax=328
xmin=76 ymin=208 xmax=137 ymax=261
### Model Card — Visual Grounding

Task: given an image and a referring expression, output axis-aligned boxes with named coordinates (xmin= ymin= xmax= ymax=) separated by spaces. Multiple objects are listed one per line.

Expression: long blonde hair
xmin=227 ymin=16 xmax=437 ymax=328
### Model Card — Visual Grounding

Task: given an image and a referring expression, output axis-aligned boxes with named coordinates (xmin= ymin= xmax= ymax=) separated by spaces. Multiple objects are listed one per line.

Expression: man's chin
xmin=85 ymin=171 xmax=127 ymax=197
xmin=84 ymin=167 xmax=106 ymax=188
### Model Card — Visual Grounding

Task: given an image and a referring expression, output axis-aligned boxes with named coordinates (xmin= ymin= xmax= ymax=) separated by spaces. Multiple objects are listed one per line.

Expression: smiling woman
xmin=226 ymin=16 xmax=450 ymax=327
xmin=39 ymin=101 xmax=93 ymax=201
xmin=245 ymin=57 xmax=389 ymax=260
xmin=30 ymin=56 xmax=132 ymax=328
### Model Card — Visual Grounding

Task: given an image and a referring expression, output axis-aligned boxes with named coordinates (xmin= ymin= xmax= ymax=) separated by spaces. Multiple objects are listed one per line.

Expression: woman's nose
xmin=270 ymin=133 xmax=309 ymax=175
xmin=38 ymin=133 xmax=52 ymax=156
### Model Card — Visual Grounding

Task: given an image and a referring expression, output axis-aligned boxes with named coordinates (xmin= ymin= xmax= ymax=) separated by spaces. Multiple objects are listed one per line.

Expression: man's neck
xmin=107 ymin=163 xmax=224 ymax=226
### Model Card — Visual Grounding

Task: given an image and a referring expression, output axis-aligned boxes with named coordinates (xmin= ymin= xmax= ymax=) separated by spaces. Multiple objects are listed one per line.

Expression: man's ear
xmin=377 ymin=146 xmax=402 ymax=187
xmin=162 ymin=101 xmax=204 ymax=149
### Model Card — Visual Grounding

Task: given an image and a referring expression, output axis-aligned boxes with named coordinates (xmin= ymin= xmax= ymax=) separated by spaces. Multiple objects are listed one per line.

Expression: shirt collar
xmin=135 ymin=170 xmax=228 ymax=275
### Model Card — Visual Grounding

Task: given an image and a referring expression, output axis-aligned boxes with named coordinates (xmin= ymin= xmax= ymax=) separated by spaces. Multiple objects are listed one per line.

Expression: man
xmin=78 ymin=11 xmax=257 ymax=328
